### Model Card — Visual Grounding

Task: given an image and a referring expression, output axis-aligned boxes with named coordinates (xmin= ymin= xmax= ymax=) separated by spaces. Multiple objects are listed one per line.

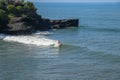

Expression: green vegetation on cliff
xmin=0 ymin=0 xmax=37 ymax=30
xmin=0 ymin=0 xmax=36 ymax=19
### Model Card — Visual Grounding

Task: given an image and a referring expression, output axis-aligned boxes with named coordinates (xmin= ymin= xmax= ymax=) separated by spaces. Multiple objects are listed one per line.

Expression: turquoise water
xmin=0 ymin=3 xmax=120 ymax=80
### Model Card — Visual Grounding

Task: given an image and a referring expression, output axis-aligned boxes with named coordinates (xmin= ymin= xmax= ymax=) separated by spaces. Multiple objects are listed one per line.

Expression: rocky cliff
xmin=0 ymin=0 xmax=79 ymax=35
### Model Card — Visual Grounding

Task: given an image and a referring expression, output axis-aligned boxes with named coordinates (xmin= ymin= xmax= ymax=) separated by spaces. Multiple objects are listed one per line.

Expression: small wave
xmin=94 ymin=28 xmax=120 ymax=32
xmin=60 ymin=43 xmax=89 ymax=52
xmin=61 ymin=44 xmax=86 ymax=48
xmin=84 ymin=27 xmax=120 ymax=33
xmin=35 ymin=31 xmax=52 ymax=36
xmin=0 ymin=34 xmax=61 ymax=47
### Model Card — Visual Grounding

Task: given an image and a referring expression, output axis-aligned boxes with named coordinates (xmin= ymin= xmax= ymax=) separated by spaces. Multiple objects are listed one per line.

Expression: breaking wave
xmin=0 ymin=34 xmax=61 ymax=47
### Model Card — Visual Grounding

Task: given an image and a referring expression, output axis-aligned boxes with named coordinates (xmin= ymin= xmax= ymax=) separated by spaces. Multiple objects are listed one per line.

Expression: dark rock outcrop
xmin=0 ymin=15 xmax=79 ymax=35
xmin=50 ymin=19 xmax=79 ymax=29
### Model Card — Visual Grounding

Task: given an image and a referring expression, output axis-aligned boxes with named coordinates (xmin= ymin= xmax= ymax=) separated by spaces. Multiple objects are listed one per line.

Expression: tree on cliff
xmin=0 ymin=0 xmax=5 ymax=9
xmin=0 ymin=0 xmax=37 ymax=28
xmin=0 ymin=0 xmax=36 ymax=17
xmin=0 ymin=9 xmax=8 ymax=29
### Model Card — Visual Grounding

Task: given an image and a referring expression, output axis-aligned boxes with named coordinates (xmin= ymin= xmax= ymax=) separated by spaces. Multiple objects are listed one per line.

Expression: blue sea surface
xmin=0 ymin=3 xmax=120 ymax=80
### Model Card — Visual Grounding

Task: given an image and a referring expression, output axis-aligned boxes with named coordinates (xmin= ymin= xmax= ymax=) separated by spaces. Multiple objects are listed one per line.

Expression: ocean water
xmin=0 ymin=3 xmax=120 ymax=80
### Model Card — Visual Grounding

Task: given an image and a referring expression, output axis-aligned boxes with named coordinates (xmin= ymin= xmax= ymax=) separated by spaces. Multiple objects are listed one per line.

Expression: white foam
xmin=3 ymin=35 xmax=61 ymax=47
xmin=35 ymin=31 xmax=52 ymax=35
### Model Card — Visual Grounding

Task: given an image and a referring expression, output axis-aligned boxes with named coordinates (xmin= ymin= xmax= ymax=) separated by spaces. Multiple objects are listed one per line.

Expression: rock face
xmin=0 ymin=15 xmax=79 ymax=34
xmin=50 ymin=19 xmax=79 ymax=29
xmin=0 ymin=16 xmax=34 ymax=34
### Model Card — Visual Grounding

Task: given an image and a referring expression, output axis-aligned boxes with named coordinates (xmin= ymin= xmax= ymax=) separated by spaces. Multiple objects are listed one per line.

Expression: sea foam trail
xmin=1 ymin=35 xmax=61 ymax=47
